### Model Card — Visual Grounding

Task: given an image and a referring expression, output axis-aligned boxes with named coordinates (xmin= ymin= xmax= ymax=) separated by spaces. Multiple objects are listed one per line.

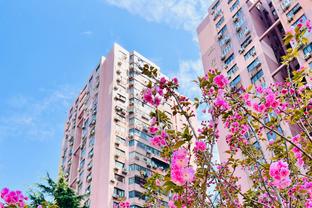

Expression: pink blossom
xmin=269 ymin=160 xmax=291 ymax=189
xmin=213 ymin=74 xmax=228 ymax=89
xmin=172 ymin=77 xmax=179 ymax=86
xmin=194 ymin=140 xmax=206 ymax=152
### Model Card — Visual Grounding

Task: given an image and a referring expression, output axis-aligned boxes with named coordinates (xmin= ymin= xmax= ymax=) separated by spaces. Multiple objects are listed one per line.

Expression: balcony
xmin=281 ymin=0 xmax=292 ymax=12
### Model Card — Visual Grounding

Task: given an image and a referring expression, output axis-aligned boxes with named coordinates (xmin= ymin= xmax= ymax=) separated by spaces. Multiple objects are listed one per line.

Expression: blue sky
xmin=0 ymin=0 xmax=211 ymax=192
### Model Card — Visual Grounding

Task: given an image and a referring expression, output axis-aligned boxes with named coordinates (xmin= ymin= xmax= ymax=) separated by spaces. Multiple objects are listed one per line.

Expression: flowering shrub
xmin=139 ymin=20 xmax=312 ymax=207
xmin=0 ymin=188 xmax=28 ymax=208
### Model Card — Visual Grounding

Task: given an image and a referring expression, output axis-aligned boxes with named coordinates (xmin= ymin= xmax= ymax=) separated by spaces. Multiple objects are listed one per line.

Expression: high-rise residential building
xmin=197 ymin=0 xmax=311 ymax=192
xmin=59 ymin=43 xmax=189 ymax=208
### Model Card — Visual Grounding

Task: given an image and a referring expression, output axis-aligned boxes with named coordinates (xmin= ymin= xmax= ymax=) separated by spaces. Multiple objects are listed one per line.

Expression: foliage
xmin=28 ymin=174 xmax=85 ymax=208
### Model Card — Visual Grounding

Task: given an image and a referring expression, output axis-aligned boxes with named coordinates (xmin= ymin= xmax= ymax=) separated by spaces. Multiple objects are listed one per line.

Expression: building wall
xmin=197 ymin=0 xmax=311 ymax=193
xmin=60 ymin=43 xmax=192 ymax=208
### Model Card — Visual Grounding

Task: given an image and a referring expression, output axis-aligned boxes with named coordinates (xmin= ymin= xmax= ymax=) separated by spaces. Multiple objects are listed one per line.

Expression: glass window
xmin=241 ymin=36 xmax=252 ymax=48
xmin=129 ymin=128 xmax=151 ymax=140
xmin=286 ymin=3 xmax=301 ymax=19
xmin=116 ymin=148 xmax=125 ymax=156
xmin=230 ymin=0 xmax=240 ymax=11
xmin=247 ymin=58 xmax=261 ymax=72
xmin=292 ymin=15 xmax=307 ymax=28
xmin=253 ymin=141 xmax=261 ymax=150
xmin=244 ymin=47 xmax=256 ymax=60
xmin=114 ymin=174 xmax=125 ymax=183
xmin=222 ymin=43 xmax=232 ymax=56
xmin=129 ymin=164 xmax=151 ymax=176
xmin=251 ymin=69 xmax=264 ymax=84
xmin=114 ymin=188 xmax=125 ymax=197
xmin=115 ymin=161 xmax=125 ymax=169
xmin=216 ymin=17 xmax=225 ymax=29
xmin=230 ymin=75 xmax=241 ymax=87
xmin=303 ymin=43 xmax=312 ymax=55
xmin=212 ymin=0 xmax=220 ymax=10
xmin=116 ymin=136 xmax=126 ymax=145
xmin=129 ymin=140 xmax=135 ymax=146
xmin=79 ymin=159 xmax=85 ymax=169
xmin=129 ymin=191 xmax=143 ymax=199
xmin=227 ymin=64 xmax=239 ymax=78
xmin=224 ymin=54 xmax=235 ymax=65
xmin=89 ymin=136 xmax=95 ymax=147
xmin=218 ymin=25 xmax=227 ymax=35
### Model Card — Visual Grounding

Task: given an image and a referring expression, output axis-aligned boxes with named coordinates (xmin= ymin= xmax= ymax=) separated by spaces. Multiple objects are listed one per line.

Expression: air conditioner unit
xmin=239 ymin=48 xmax=245 ymax=54
xmin=221 ymin=54 xmax=226 ymax=60
xmin=252 ymin=52 xmax=257 ymax=57
xmin=236 ymin=26 xmax=242 ymax=32
xmin=256 ymin=62 xmax=261 ymax=68
xmin=233 ymin=16 xmax=239 ymax=22
xmin=117 ymin=61 xmax=122 ymax=66
xmin=287 ymin=16 xmax=293 ymax=22
xmin=217 ymin=33 xmax=223 ymax=39
xmin=224 ymin=64 xmax=229 ymax=69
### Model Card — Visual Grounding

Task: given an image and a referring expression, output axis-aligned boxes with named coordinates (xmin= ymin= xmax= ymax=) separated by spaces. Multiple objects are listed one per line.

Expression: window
xmin=115 ymin=160 xmax=125 ymax=169
xmin=114 ymin=188 xmax=125 ymax=197
xmin=114 ymin=174 xmax=125 ymax=183
xmin=129 ymin=140 xmax=135 ymax=146
xmin=88 ymin=148 xmax=94 ymax=158
xmin=116 ymin=136 xmax=126 ymax=144
xmin=130 ymin=206 xmax=143 ymax=208
xmin=241 ymin=36 xmax=252 ymax=49
xmin=116 ymin=148 xmax=125 ymax=157
xmin=286 ymin=3 xmax=301 ymax=19
xmin=251 ymin=69 xmax=264 ymax=84
xmin=218 ymin=25 xmax=227 ymax=35
xmin=129 ymin=128 xmax=151 ymax=140
xmin=224 ymin=54 xmax=235 ymax=65
xmin=129 ymin=164 xmax=151 ymax=176
xmin=309 ymin=62 xmax=312 ymax=69
xmin=303 ymin=43 xmax=312 ymax=55
xmin=219 ymin=35 xmax=231 ymax=46
xmin=230 ymin=75 xmax=241 ymax=87
xmin=222 ymin=43 xmax=232 ymax=56
xmin=211 ymin=0 xmax=220 ymax=10
xmin=266 ymin=126 xmax=283 ymax=141
xmin=244 ymin=47 xmax=256 ymax=60
xmin=230 ymin=0 xmax=240 ymax=11
xmin=292 ymin=15 xmax=307 ymax=28
xmin=253 ymin=141 xmax=261 ymax=150
xmin=80 ymin=147 xmax=86 ymax=158
xmin=247 ymin=58 xmax=261 ymax=72
xmin=129 ymin=176 xmax=146 ymax=185
xmin=79 ymin=159 xmax=85 ymax=169
xmin=89 ymin=136 xmax=95 ymax=147
xmin=216 ymin=17 xmax=225 ymax=29
xmin=129 ymin=191 xmax=143 ymax=199
xmin=227 ymin=64 xmax=239 ymax=78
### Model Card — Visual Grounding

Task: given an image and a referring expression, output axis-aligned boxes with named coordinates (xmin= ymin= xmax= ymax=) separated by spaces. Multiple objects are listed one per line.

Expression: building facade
xmin=197 ymin=0 xmax=311 ymax=192
xmin=60 ymin=44 xmax=186 ymax=208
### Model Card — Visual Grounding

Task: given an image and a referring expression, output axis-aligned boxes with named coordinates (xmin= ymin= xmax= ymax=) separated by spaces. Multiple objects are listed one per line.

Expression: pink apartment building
xmin=60 ymin=43 xmax=189 ymax=208
xmin=197 ymin=0 xmax=312 ymax=193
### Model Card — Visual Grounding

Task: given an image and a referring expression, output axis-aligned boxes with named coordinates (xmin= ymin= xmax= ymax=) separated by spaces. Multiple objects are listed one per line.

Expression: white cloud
xmin=105 ymin=0 xmax=211 ymax=33
xmin=172 ymin=58 xmax=203 ymax=99
xmin=0 ymin=86 xmax=77 ymax=142
xmin=81 ymin=31 xmax=93 ymax=36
